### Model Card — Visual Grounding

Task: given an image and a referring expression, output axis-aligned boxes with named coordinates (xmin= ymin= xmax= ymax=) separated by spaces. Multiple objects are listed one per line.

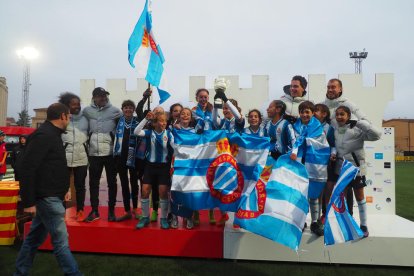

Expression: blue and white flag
xmin=234 ymin=154 xmax=309 ymax=251
xmin=171 ymin=131 xmax=269 ymax=212
xmin=324 ymin=159 xmax=363 ymax=245
xmin=128 ymin=0 xmax=170 ymax=104
xmin=292 ymin=117 xmax=330 ymax=199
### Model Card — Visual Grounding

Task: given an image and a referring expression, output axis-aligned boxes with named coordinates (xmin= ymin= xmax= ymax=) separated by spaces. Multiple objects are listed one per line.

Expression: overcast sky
xmin=1 ymin=0 xmax=413 ymax=119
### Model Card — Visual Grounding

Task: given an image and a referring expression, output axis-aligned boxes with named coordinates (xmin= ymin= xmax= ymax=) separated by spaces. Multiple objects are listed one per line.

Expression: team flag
xmin=234 ymin=155 xmax=309 ymax=251
xmin=324 ymin=159 xmax=364 ymax=245
xmin=0 ymin=182 xmax=19 ymax=245
xmin=128 ymin=0 xmax=170 ymax=104
xmin=171 ymin=131 xmax=269 ymax=213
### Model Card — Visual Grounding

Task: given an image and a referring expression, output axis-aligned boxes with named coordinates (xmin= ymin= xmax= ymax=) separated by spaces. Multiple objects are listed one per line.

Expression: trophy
xmin=214 ymin=77 xmax=230 ymax=109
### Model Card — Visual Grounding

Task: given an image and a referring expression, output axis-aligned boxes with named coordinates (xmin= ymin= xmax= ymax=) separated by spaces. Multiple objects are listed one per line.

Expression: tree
xmin=16 ymin=110 xmax=31 ymax=127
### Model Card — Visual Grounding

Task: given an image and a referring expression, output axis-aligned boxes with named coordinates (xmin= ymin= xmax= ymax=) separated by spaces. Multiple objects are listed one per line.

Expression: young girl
xmin=314 ymin=104 xmax=337 ymax=223
xmin=134 ymin=111 xmax=174 ymax=229
xmin=168 ymin=103 xmax=183 ymax=129
xmin=243 ymin=109 xmax=265 ymax=136
xmin=212 ymin=97 xmax=245 ymax=133
xmin=330 ymin=105 xmax=381 ymax=237
xmin=170 ymin=108 xmax=196 ymax=230
xmin=113 ymin=100 xmax=139 ymax=222
xmin=290 ymin=101 xmax=330 ymax=236
xmin=264 ymin=100 xmax=296 ymax=160
xmin=192 ymin=88 xmax=214 ymax=133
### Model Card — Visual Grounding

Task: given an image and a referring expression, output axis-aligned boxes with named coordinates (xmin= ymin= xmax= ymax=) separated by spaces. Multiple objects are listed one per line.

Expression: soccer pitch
xmin=1 ymin=163 xmax=413 ymax=275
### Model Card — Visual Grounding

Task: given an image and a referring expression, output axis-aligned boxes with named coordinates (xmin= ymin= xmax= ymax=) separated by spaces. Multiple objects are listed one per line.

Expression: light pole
xmin=349 ymin=49 xmax=368 ymax=74
xmin=16 ymin=47 xmax=39 ymax=126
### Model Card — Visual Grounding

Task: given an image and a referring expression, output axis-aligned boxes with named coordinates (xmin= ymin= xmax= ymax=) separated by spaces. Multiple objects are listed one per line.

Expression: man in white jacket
xmin=280 ymin=75 xmax=308 ymax=118
xmin=82 ymin=87 xmax=122 ymax=222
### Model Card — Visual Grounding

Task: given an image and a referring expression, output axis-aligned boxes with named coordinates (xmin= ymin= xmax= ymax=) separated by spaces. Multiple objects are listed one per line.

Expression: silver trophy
xmin=214 ymin=78 xmax=229 ymax=109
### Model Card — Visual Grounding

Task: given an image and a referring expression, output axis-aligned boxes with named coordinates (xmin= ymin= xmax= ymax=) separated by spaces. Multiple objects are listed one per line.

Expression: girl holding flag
xmin=330 ymin=105 xmax=381 ymax=237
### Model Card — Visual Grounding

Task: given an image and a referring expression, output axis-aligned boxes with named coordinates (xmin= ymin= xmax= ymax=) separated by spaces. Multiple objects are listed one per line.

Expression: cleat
xmin=360 ymin=225 xmax=369 ymax=238
xmin=310 ymin=221 xmax=324 ymax=236
xmin=193 ymin=211 xmax=200 ymax=226
xmin=209 ymin=209 xmax=216 ymax=225
xmin=170 ymin=215 xmax=178 ymax=229
xmin=136 ymin=217 xmax=150 ymax=229
xmin=186 ymin=218 xmax=194 ymax=230
xmin=150 ymin=210 xmax=158 ymax=222
xmin=84 ymin=210 xmax=100 ymax=223
xmin=116 ymin=211 xmax=132 ymax=222
xmin=217 ymin=212 xmax=229 ymax=227
xmin=160 ymin=218 xmax=169 ymax=229
xmin=75 ymin=210 xmax=84 ymax=222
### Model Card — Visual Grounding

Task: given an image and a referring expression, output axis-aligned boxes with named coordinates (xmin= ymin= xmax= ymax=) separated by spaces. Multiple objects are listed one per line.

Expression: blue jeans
xmin=14 ymin=197 xmax=81 ymax=276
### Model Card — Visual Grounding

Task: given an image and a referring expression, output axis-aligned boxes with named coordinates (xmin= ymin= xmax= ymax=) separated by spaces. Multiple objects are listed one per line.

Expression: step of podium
xmin=24 ymin=207 xmax=223 ymax=258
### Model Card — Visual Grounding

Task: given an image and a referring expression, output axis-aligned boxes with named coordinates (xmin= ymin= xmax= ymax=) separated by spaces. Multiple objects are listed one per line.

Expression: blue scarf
xmin=114 ymin=116 xmax=139 ymax=167
xmin=193 ymin=104 xmax=213 ymax=131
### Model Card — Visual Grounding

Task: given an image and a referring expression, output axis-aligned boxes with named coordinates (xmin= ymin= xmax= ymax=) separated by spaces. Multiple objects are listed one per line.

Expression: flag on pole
xmin=234 ymin=155 xmax=309 ymax=251
xmin=128 ymin=0 xmax=170 ymax=104
xmin=324 ymin=159 xmax=364 ymax=245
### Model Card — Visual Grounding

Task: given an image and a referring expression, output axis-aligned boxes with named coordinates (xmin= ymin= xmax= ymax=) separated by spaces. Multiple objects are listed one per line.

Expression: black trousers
xmin=88 ymin=156 xmax=117 ymax=211
xmin=115 ymin=157 xmax=138 ymax=212
xmin=68 ymin=166 xmax=88 ymax=212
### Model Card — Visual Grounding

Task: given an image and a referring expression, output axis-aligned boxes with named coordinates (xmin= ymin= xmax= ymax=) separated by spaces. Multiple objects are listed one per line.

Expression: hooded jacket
xmin=61 ymin=111 xmax=89 ymax=167
xmin=83 ymin=100 xmax=122 ymax=156
xmin=323 ymin=94 xmax=368 ymax=121
xmin=280 ymin=92 xmax=307 ymax=118
xmin=332 ymin=119 xmax=381 ymax=176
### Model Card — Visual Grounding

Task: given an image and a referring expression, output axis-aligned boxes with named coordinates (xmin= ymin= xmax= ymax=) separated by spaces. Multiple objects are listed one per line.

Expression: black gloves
xmin=143 ymin=88 xmax=152 ymax=99
xmin=214 ymin=90 xmax=228 ymax=103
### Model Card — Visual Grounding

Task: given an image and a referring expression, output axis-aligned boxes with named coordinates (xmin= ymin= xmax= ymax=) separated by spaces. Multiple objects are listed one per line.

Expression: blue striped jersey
xmin=217 ymin=117 xmax=245 ymax=133
xmin=263 ymin=118 xmax=295 ymax=154
xmin=243 ymin=126 xmax=266 ymax=137
xmin=142 ymin=129 xmax=173 ymax=163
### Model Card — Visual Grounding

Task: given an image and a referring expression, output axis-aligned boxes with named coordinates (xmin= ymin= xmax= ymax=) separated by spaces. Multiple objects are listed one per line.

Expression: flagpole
xmin=147 ymin=82 xmax=151 ymax=110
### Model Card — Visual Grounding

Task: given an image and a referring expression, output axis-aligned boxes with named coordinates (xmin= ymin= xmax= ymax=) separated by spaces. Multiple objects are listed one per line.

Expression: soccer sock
xmin=141 ymin=199 xmax=150 ymax=218
xmin=357 ymin=199 xmax=367 ymax=226
xmin=159 ymin=199 xmax=169 ymax=219
xmin=310 ymin=198 xmax=319 ymax=222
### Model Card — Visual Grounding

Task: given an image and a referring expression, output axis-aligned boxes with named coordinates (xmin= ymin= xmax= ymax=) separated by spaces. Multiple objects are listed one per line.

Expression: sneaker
xmin=75 ymin=210 xmax=84 ymax=222
xmin=217 ymin=213 xmax=229 ymax=227
xmin=160 ymin=218 xmax=169 ymax=229
xmin=310 ymin=221 xmax=324 ymax=236
xmin=209 ymin=209 xmax=216 ymax=225
xmin=186 ymin=218 xmax=194 ymax=230
xmin=116 ymin=211 xmax=132 ymax=222
xmin=84 ymin=210 xmax=100 ymax=223
xmin=150 ymin=210 xmax=158 ymax=222
xmin=360 ymin=225 xmax=369 ymax=238
xmin=170 ymin=215 xmax=178 ymax=229
xmin=193 ymin=211 xmax=200 ymax=226
xmin=136 ymin=217 xmax=150 ymax=229
xmin=132 ymin=208 xmax=142 ymax=220
xmin=108 ymin=209 xmax=116 ymax=222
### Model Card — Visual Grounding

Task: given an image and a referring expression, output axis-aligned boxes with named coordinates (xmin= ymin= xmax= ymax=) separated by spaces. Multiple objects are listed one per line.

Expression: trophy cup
xmin=214 ymin=77 xmax=229 ymax=109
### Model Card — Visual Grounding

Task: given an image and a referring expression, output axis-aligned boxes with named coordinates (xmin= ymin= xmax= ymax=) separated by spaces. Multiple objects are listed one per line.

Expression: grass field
xmin=1 ymin=163 xmax=413 ymax=275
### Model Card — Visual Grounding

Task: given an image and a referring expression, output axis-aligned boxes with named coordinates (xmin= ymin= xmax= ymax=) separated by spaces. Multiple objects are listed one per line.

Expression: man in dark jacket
xmin=14 ymin=103 xmax=81 ymax=276
xmin=11 ymin=135 xmax=27 ymax=181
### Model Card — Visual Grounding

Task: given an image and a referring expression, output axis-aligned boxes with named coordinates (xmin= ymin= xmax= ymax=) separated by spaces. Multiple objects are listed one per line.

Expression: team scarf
xmin=193 ymin=104 xmax=213 ymax=131
xmin=113 ymin=116 xmax=139 ymax=167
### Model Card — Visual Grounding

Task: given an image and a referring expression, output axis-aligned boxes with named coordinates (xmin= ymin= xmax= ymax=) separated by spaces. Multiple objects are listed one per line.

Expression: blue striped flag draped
xmin=293 ymin=116 xmax=330 ymax=199
xmin=324 ymin=159 xmax=363 ymax=245
xmin=171 ymin=130 xmax=269 ymax=213
xmin=127 ymin=0 xmax=170 ymax=104
xmin=234 ymin=154 xmax=309 ymax=251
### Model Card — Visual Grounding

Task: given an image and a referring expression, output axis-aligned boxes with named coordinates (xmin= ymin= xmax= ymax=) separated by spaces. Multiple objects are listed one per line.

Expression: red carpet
xmin=24 ymin=207 xmax=223 ymax=258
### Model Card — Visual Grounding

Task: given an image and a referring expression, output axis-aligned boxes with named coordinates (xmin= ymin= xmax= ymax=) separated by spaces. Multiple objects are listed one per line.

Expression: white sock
xmin=357 ymin=199 xmax=367 ymax=226
xmin=141 ymin=199 xmax=150 ymax=218
xmin=160 ymin=199 xmax=169 ymax=219
xmin=310 ymin=198 xmax=319 ymax=222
